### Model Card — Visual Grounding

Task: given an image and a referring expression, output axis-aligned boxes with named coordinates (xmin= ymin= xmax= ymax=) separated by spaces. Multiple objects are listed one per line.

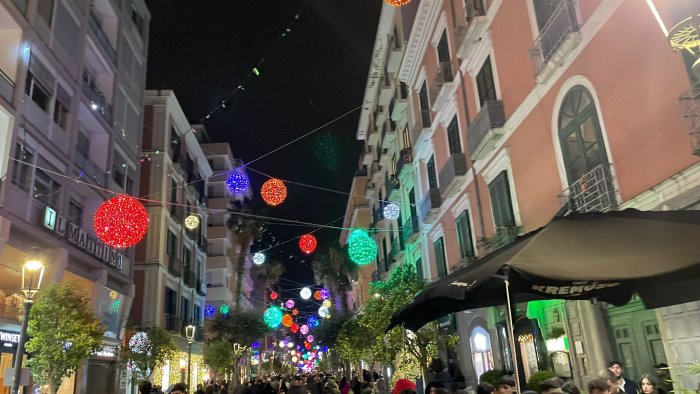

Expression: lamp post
xmin=11 ymin=255 xmax=45 ymax=394
xmin=185 ymin=324 xmax=196 ymax=391
xmin=232 ymin=343 xmax=248 ymax=384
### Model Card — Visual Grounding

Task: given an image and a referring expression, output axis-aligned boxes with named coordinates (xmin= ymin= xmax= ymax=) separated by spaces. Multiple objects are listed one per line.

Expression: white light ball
xmin=253 ymin=252 xmax=266 ymax=265
xmin=300 ymin=287 xmax=311 ymax=300
xmin=383 ymin=202 xmax=400 ymax=220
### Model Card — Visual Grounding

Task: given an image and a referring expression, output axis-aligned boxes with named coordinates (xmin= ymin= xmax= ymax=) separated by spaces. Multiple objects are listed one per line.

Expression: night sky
xmin=145 ymin=1 xmax=381 ymax=287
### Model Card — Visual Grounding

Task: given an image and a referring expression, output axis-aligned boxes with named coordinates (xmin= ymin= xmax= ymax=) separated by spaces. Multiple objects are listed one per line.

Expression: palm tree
xmin=253 ymin=259 xmax=285 ymax=288
xmin=226 ymin=199 xmax=263 ymax=310
xmin=312 ymin=242 xmax=357 ymax=312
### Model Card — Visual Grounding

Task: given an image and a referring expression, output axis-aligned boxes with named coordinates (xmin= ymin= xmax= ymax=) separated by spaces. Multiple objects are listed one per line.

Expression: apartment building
xmin=348 ymin=0 xmax=700 ymax=389
xmin=0 ymin=0 xmax=149 ymax=392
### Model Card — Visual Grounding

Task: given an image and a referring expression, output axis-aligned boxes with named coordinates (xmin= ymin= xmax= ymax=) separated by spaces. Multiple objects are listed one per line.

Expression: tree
xmin=203 ymin=340 xmax=236 ymax=377
xmin=252 ymin=259 xmax=285 ymax=288
xmin=24 ymin=282 xmax=104 ymax=394
xmin=227 ymin=200 xmax=264 ymax=309
xmin=312 ymin=243 xmax=357 ymax=312
xmin=335 ymin=315 xmax=372 ymax=376
xmin=122 ymin=326 xmax=178 ymax=384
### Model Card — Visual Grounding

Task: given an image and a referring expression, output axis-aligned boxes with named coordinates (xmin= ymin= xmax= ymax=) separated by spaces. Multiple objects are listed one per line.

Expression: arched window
xmin=470 ymin=326 xmax=494 ymax=379
xmin=557 ymin=85 xmax=608 ymax=184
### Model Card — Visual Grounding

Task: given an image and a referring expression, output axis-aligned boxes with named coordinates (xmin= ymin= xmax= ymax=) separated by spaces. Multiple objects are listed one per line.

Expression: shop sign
xmin=92 ymin=345 xmax=117 ymax=360
xmin=0 ymin=330 xmax=20 ymax=344
xmin=43 ymin=207 xmax=128 ymax=272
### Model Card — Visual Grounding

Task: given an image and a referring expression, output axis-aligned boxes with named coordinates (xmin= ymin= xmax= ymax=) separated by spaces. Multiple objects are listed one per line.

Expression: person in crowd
xmin=424 ymin=381 xmax=445 ymax=394
xmin=599 ymin=369 xmax=624 ymax=394
xmin=340 ymin=377 xmax=351 ymax=394
xmin=539 ymin=378 xmax=564 ymax=394
xmin=641 ymin=373 xmax=665 ymax=394
xmin=654 ymin=364 xmax=672 ymax=394
xmin=169 ymin=383 xmax=188 ymax=394
xmin=587 ymin=378 xmax=612 ymax=394
xmin=310 ymin=374 xmax=324 ymax=394
xmin=351 ymin=375 xmax=362 ymax=394
xmin=279 ymin=378 xmax=289 ymax=394
xmin=325 ymin=379 xmax=341 ymax=394
xmin=561 ymin=381 xmax=581 ymax=394
xmin=205 ymin=385 xmax=217 ymax=394
xmin=195 ymin=384 xmax=206 ymax=394
xmin=392 ymin=379 xmax=417 ymax=394
xmin=375 ymin=374 xmax=388 ymax=394
xmin=429 ymin=359 xmax=452 ymax=391
xmin=498 ymin=375 xmax=517 ymax=394
xmin=139 ymin=381 xmax=153 ymax=394
xmin=476 ymin=383 xmax=494 ymax=394
xmin=609 ymin=361 xmax=638 ymax=394
xmin=289 ymin=375 xmax=309 ymax=394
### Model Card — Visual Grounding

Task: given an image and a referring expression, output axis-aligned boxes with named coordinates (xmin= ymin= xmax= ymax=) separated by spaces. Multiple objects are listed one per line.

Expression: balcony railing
xmin=439 ymin=153 xmax=468 ymax=197
xmin=679 ymin=82 xmax=700 ymax=156
xmin=397 ymin=148 xmax=413 ymax=175
xmin=385 ymin=175 xmax=399 ymax=194
xmin=164 ymin=314 xmax=183 ymax=334
xmin=389 ymin=237 xmax=402 ymax=262
xmin=88 ymin=11 xmax=117 ymax=63
xmin=168 ymin=256 xmax=181 ymax=277
xmin=74 ymin=146 xmax=107 ymax=186
xmin=0 ymin=68 xmax=14 ymax=104
xmin=529 ymin=0 xmax=579 ymax=77
xmin=478 ymin=226 xmax=519 ymax=256
xmin=430 ymin=61 xmax=453 ymax=106
xmin=468 ymin=100 xmax=506 ymax=160
xmin=401 ymin=216 xmax=420 ymax=244
xmin=81 ymin=70 xmax=113 ymax=125
xmin=419 ymin=189 xmax=442 ymax=224
xmin=562 ymin=164 xmax=616 ymax=213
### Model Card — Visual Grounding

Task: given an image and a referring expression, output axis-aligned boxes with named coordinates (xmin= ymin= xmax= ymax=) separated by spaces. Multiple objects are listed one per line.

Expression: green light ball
xmin=264 ymin=306 xmax=284 ymax=328
xmin=347 ymin=229 xmax=370 ymax=245
xmin=348 ymin=234 xmax=377 ymax=265
xmin=219 ymin=304 xmax=230 ymax=315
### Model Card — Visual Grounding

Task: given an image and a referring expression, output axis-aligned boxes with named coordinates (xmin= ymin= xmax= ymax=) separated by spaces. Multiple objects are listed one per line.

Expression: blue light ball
xmin=226 ymin=171 xmax=248 ymax=193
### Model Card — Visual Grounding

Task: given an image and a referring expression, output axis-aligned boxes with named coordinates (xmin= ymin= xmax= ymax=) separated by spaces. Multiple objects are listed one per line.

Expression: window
xmin=415 ymin=257 xmax=423 ymax=280
xmin=112 ymin=151 xmax=126 ymax=187
xmin=34 ymin=169 xmax=61 ymax=207
xmin=433 ymin=237 xmax=448 ymax=278
xmin=180 ymin=296 xmax=189 ymax=323
xmin=427 ymin=156 xmax=438 ymax=190
xmin=37 ymin=0 xmax=55 ymax=26
xmin=170 ymin=179 xmax=178 ymax=204
xmin=470 ymin=326 xmax=494 ymax=379
xmin=130 ymin=3 xmax=145 ymax=37
xmin=167 ymin=231 xmax=177 ymax=256
xmin=193 ymin=304 xmax=201 ymax=326
xmin=456 ymin=210 xmax=475 ymax=259
xmin=125 ymin=176 xmax=134 ymax=195
xmin=382 ymin=237 xmax=389 ymax=272
xmin=437 ymin=30 xmax=453 ymax=81
xmin=447 ymin=116 xmax=462 ymax=154
xmin=164 ymin=288 xmax=176 ymax=315
xmin=489 ymin=171 xmax=516 ymax=228
xmin=11 ymin=144 xmax=33 ymax=191
xmin=171 ymin=128 xmax=180 ymax=162
xmin=25 ymin=72 xmax=51 ymax=112
xmin=68 ymin=200 xmax=83 ymax=227
xmin=419 ymin=81 xmax=431 ymax=127
xmin=53 ymin=100 xmax=69 ymax=129
xmin=476 ymin=57 xmax=497 ymax=108
xmin=77 ymin=132 xmax=90 ymax=153
xmin=533 ymin=0 xmax=561 ymax=31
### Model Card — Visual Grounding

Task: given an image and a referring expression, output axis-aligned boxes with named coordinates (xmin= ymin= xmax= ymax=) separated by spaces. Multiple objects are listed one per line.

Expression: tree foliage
xmin=203 ymin=340 xmax=236 ymax=375
xmin=122 ymin=326 xmax=178 ymax=383
xmin=227 ymin=200 xmax=264 ymax=309
xmin=314 ymin=313 xmax=351 ymax=348
xmin=335 ymin=315 xmax=372 ymax=365
xmin=204 ymin=310 xmax=269 ymax=346
xmin=25 ymin=282 xmax=104 ymax=394
xmin=252 ymin=260 xmax=285 ymax=288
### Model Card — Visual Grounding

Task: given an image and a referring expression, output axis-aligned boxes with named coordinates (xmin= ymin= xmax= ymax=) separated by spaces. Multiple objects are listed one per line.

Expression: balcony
xmin=0 ymin=68 xmax=14 ymax=104
xmin=74 ymin=146 xmax=107 ymax=186
xmin=401 ymin=216 xmax=420 ymax=244
xmin=170 ymin=205 xmax=183 ymax=223
xmin=397 ymin=148 xmax=413 ymax=176
xmin=561 ymin=164 xmax=616 ymax=213
xmin=680 ymin=82 xmax=700 ymax=156
xmin=81 ymin=70 xmax=113 ymax=125
xmin=385 ymin=175 xmax=400 ymax=198
xmin=478 ymin=226 xmax=519 ymax=256
xmin=88 ymin=11 xmax=117 ymax=63
xmin=362 ymin=145 xmax=374 ymax=166
xmin=429 ymin=61 xmax=454 ymax=112
xmin=164 ymin=314 xmax=183 ymax=334
xmin=168 ymin=256 xmax=182 ymax=277
xmin=468 ymin=100 xmax=506 ymax=160
xmin=438 ymin=153 xmax=468 ymax=197
xmin=183 ymin=270 xmax=196 ymax=288
xmin=419 ymin=189 xmax=442 ymax=224
xmin=456 ymin=0 xmax=489 ymax=59
xmin=389 ymin=237 xmax=403 ymax=262
xmin=529 ymin=0 xmax=580 ymax=82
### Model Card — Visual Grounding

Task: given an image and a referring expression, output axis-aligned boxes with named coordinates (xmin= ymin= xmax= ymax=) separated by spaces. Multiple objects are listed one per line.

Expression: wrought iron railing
xmin=478 ymin=226 xmax=519 ymax=256
xmin=529 ymin=0 xmax=579 ymax=76
xmin=679 ymin=82 xmax=700 ymax=156
xmin=88 ymin=11 xmax=117 ymax=63
xmin=397 ymin=147 xmax=413 ymax=175
xmin=419 ymin=189 xmax=442 ymax=223
xmin=562 ymin=164 xmax=616 ymax=213
xmin=430 ymin=61 xmax=453 ymax=104
xmin=401 ymin=216 xmax=419 ymax=244
xmin=0 ymin=68 xmax=14 ymax=104
xmin=74 ymin=146 xmax=107 ymax=186
xmin=468 ymin=100 xmax=505 ymax=158
xmin=438 ymin=153 xmax=467 ymax=195
xmin=81 ymin=70 xmax=113 ymax=125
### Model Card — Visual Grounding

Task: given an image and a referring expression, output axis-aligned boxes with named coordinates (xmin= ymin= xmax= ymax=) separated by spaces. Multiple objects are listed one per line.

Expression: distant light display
xmin=383 ymin=202 xmax=400 ymax=220
xmin=128 ymin=332 xmax=149 ymax=353
xmin=385 ymin=0 xmax=412 ymax=6
xmin=226 ymin=171 xmax=248 ymax=194
xmin=260 ymin=178 xmax=287 ymax=206
xmin=300 ymin=325 xmax=309 ymax=335
xmin=320 ymin=288 xmax=330 ymax=300
xmin=300 ymin=287 xmax=312 ymax=300
xmin=313 ymin=290 xmax=322 ymax=301
xmin=184 ymin=214 xmax=201 ymax=230
xmin=318 ymin=306 xmax=330 ymax=318
xmin=307 ymin=335 xmax=314 ymax=343
xmin=270 ymin=291 xmax=278 ymax=300
xmin=292 ymin=309 xmax=299 ymax=316
xmin=204 ymin=305 xmax=216 ymax=318
xmin=253 ymin=252 xmax=266 ymax=265
xmin=298 ymin=234 xmax=318 ymax=254
xmin=290 ymin=323 xmax=299 ymax=333
xmin=282 ymin=314 xmax=293 ymax=328
xmin=307 ymin=316 xmax=319 ymax=328
xmin=322 ymin=300 xmax=331 ymax=308
xmin=285 ymin=300 xmax=295 ymax=309
xmin=219 ymin=304 xmax=230 ymax=315
xmin=263 ymin=306 xmax=283 ymax=328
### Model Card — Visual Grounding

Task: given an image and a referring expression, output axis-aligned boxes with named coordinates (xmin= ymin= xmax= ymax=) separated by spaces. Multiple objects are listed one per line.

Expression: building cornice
xmin=398 ymin=0 xmax=443 ymax=85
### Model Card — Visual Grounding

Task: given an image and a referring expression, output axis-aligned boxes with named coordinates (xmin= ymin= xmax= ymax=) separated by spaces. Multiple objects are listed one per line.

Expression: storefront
xmin=0 ymin=329 xmax=20 ymax=394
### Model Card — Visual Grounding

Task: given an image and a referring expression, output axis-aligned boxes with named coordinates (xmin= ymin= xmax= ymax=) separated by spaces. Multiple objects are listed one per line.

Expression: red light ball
xmin=304 ymin=342 xmax=311 ymax=350
xmin=93 ymin=195 xmax=149 ymax=248
xmin=260 ymin=178 xmax=287 ymax=206
xmin=313 ymin=290 xmax=322 ymax=300
xmin=290 ymin=323 xmax=299 ymax=333
xmin=270 ymin=291 xmax=278 ymax=300
xmin=299 ymin=234 xmax=317 ymax=254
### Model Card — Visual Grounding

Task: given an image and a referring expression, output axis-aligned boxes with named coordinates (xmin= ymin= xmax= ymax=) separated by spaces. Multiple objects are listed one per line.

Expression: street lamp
xmin=11 ymin=254 xmax=45 ymax=394
xmin=185 ymin=324 xmax=196 ymax=390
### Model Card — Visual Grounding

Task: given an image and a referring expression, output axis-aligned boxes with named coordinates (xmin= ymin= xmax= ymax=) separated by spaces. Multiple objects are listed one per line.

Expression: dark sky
xmin=145 ymin=0 xmax=381 ymax=287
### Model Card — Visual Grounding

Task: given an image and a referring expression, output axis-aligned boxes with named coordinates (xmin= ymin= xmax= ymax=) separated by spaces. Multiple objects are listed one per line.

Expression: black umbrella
xmin=387 ymin=209 xmax=700 ymax=388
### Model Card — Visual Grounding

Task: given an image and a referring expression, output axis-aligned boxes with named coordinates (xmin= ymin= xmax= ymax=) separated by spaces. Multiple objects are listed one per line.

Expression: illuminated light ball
xmin=292 ymin=356 xmax=298 ymax=363
xmin=298 ymin=234 xmax=318 ymax=254
xmin=184 ymin=214 xmax=201 ymax=230
xmin=307 ymin=316 xmax=319 ymax=328
xmin=325 ymin=314 xmax=331 ymax=319
xmin=291 ymin=350 xmax=296 ymax=356
xmin=93 ymin=195 xmax=149 ymax=248
xmin=348 ymin=234 xmax=377 ymax=266
xmin=383 ymin=202 xmax=400 ymax=220
xmin=226 ymin=171 xmax=248 ymax=194
xmin=287 ymin=342 xmax=294 ymax=348
xmin=318 ymin=306 xmax=330 ymax=318
xmin=313 ymin=290 xmax=322 ymax=301
xmin=282 ymin=314 xmax=293 ymax=328
xmin=385 ymin=0 xmax=412 ymax=6
xmin=300 ymin=287 xmax=312 ymax=300
xmin=204 ymin=305 xmax=216 ymax=318
xmin=285 ymin=299 xmax=295 ymax=309
xmin=320 ymin=288 xmax=330 ymax=300
xmin=307 ymin=335 xmax=314 ymax=343
xmin=300 ymin=325 xmax=309 ymax=335
xmin=251 ymin=341 xmax=260 ymax=348
xmin=304 ymin=342 xmax=311 ymax=350
xmin=290 ymin=324 xmax=299 ymax=334
xmin=278 ymin=341 xmax=285 ymax=348
xmin=219 ymin=304 xmax=230 ymax=315
xmin=260 ymin=178 xmax=287 ymax=206
xmin=109 ymin=290 xmax=119 ymax=299
xmin=322 ymin=300 xmax=331 ymax=308
xmin=263 ymin=306 xmax=283 ymax=328
xmin=253 ymin=252 xmax=266 ymax=265
xmin=270 ymin=291 xmax=278 ymax=300
xmin=292 ymin=309 xmax=299 ymax=316
xmin=347 ymin=228 xmax=370 ymax=245
xmin=128 ymin=331 xmax=149 ymax=353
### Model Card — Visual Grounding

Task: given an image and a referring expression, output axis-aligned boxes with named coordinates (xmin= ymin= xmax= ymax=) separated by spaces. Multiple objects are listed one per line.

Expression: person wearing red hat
xmin=392 ymin=379 xmax=417 ymax=394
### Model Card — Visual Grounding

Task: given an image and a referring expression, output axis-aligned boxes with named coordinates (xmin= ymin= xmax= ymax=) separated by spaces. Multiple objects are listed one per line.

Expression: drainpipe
xmin=458 ymin=68 xmax=487 ymax=239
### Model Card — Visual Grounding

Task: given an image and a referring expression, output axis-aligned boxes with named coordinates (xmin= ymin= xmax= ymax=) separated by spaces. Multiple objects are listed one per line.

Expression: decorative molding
xmin=399 ymin=0 xmax=444 ymax=85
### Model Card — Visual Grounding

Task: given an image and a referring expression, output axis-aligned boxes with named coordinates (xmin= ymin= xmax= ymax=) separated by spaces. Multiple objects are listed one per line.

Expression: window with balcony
xmin=489 ymin=171 xmax=516 ymax=228
xmin=68 ymin=199 xmax=83 ymax=227
xmin=37 ymin=0 xmax=55 ymax=26
xmin=53 ymin=100 xmax=69 ymax=129
xmin=433 ymin=237 xmax=448 ymax=278
xmin=34 ymin=169 xmax=61 ymax=207
xmin=427 ymin=156 xmax=438 ymax=190
xmin=419 ymin=81 xmax=431 ymax=127
xmin=25 ymin=72 xmax=51 ymax=112
xmin=437 ymin=30 xmax=453 ymax=81
xmin=447 ymin=116 xmax=462 ymax=154
xmin=456 ymin=210 xmax=475 ymax=259
xmin=11 ymin=144 xmax=33 ymax=191
xmin=415 ymin=257 xmax=423 ymax=280
xmin=476 ymin=57 xmax=497 ymax=108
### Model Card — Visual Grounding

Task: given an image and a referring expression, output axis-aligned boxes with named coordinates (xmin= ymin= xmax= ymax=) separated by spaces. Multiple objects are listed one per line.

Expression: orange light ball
xmin=313 ymin=290 xmax=322 ymax=300
xmin=385 ymin=0 xmax=411 ymax=6
xmin=282 ymin=314 xmax=293 ymax=328
xmin=260 ymin=178 xmax=287 ymax=206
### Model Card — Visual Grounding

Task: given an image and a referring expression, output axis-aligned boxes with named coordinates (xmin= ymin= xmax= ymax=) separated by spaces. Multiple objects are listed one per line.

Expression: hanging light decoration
xmin=253 ymin=252 xmax=266 ymax=265
xmin=304 ymin=342 xmax=311 ymax=350
xmin=319 ymin=289 xmax=330 ymax=300
xmin=269 ymin=291 xmax=278 ymax=300
xmin=348 ymin=230 xmax=377 ymax=266
xmin=282 ymin=314 xmax=293 ymax=328
xmin=184 ymin=214 xmax=201 ymax=230
xmin=292 ymin=308 xmax=299 ymax=316
xmin=322 ymin=300 xmax=331 ymax=308
xmin=300 ymin=325 xmax=309 ymax=335
xmin=347 ymin=228 xmax=370 ymax=245
xmin=93 ymin=195 xmax=149 ymax=248
xmin=226 ymin=171 xmax=249 ymax=194
xmin=290 ymin=323 xmax=299 ymax=333
xmin=263 ymin=306 xmax=283 ymax=328
xmin=298 ymin=234 xmax=318 ymax=254
xmin=219 ymin=304 xmax=230 ymax=315
xmin=307 ymin=335 xmax=314 ymax=343
xmin=384 ymin=0 xmax=412 ymax=6
xmin=285 ymin=299 xmax=295 ymax=309
xmin=313 ymin=290 xmax=322 ymax=301
xmin=318 ymin=306 xmax=330 ymax=318
xmin=204 ymin=305 xmax=216 ymax=318
xmin=128 ymin=332 xmax=150 ymax=353
xmin=383 ymin=202 xmax=400 ymax=220
xmin=300 ymin=287 xmax=312 ymax=300
xmin=260 ymin=178 xmax=287 ymax=206
xmin=307 ymin=316 xmax=319 ymax=328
